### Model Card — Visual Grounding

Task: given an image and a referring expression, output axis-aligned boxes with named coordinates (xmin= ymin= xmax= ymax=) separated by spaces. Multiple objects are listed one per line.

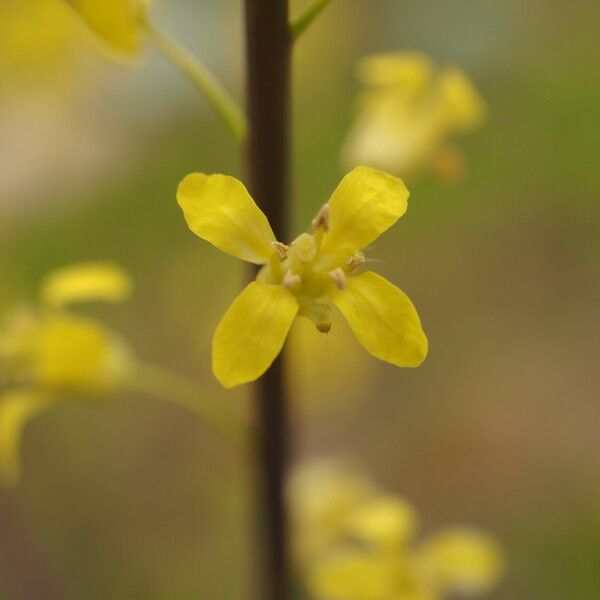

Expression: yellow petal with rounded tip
xmin=307 ymin=549 xmax=394 ymax=600
xmin=321 ymin=167 xmax=409 ymax=254
xmin=0 ymin=390 xmax=52 ymax=486
xmin=64 ymin=0 xmax=145 ymax=56
xmin=438 ymin=67 xmax=487 ymax=133
xmin=420 ymin=528 xmax=505 ymax=595
xmin=345 ymin=495 xmax=418 ymax=549
xmin=212 ymin=282 xmax=298 ymax=388
xmin=41 ymin=262 xmax=132 ymax=308
xmin=329 ymin=272 xmax=427 ymax=367
xmin=178 ymin=173 xmax=276 ymax=265
xmin=357 ymin=51 xmax=434 ymax=90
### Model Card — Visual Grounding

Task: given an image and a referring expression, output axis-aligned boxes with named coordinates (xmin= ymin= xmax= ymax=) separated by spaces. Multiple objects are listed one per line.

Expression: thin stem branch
xmin=127 ymin=362 xmax=248 ymax=450
xmin=244 ymin=1 xmax=292 ymax=598
xmin=290 ymin=0 xmax=333 ymax=39
xmin=142 ymin=19 xmax=247 ymax=142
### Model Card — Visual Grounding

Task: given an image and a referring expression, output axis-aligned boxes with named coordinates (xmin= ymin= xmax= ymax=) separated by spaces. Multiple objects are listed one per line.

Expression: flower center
xmin=256 ymin=204 xmax=365 ymax=333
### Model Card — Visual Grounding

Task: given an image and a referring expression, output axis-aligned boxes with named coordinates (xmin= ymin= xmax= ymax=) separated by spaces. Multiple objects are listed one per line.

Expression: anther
xmin=282 ymin=270 xmax=301 ymax=290
xmin=345 ymin=254 xmax=365 ymax=273
xmin=271 ymin=241 xmax=289 ymax=260
xmin=311 ymin=203 xmax=330 ymax=232
xmin=328 ymin=267 xmax=347 ymax=290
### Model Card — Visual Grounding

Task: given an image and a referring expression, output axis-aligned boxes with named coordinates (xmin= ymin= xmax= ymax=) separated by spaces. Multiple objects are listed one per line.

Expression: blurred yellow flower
xmin=177 ymin=166 xmax=428 ymax=389
xmin=290 ymin=460 xmax=505 ymax=600
xmin=63 ymin=0 xmax=148 ymax=57
xmin=287 ymin=459 xmax=378 ymax=564
xmin=0 ymin=262 xmax=133 ymax=485
xmin=418 ymin=528 xmax=505 ymax=596
xmin=0 ymin=0 xmax=84 ymax=86
xmin=41 ymin=261 xmax=132 ymax=308
xmin=342 ymin=52 xmax=486 ymax=181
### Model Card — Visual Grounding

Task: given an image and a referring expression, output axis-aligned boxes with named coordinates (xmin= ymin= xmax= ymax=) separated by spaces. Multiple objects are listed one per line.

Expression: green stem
xmin=127 ymin=362 xmax=248 ymax=450
xmin=290 ymin=0 xmax=333 ymax=39
xmin=142 ymin=19 xmax=248 ymax=142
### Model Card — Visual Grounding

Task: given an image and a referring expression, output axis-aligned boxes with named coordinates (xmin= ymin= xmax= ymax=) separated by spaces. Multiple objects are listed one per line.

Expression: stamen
xmin=328 ymin=267 xmax=347 ymax=290
xmin=282 ymin=269 xmax=301 ymax=290
xmin=311 ymin=203 xmax=330 ymax=232
xmin=271 ymin=241 xmax=289 ymax=260
xmin=345 ymin=254 xmax=365 ymax=273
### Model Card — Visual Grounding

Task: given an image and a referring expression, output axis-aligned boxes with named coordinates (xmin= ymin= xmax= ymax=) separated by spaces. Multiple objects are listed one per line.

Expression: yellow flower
xmin=63 ymin=0 xmax=148 ymax=56
xmin=418 ymin=528 xmax=505 ymax=596
xmin=308 ymin=549 xmax=399 ymax=600
xmin=289 ymin=460 xmax=505 ymax=600
xmin=41 ymin=260 xmax=132 ymax=308
xmin=342 ymin=52 xmax=486 ymax=180
xmin=0 ymin=262 xmax=133 ymax=485
xmin=177 ymin=166 xmax=428 ymax=389
xmin=287 ymin=459 xmax=378 ymax=565
xmin=0 ymin=0 xmax=84 ymax=86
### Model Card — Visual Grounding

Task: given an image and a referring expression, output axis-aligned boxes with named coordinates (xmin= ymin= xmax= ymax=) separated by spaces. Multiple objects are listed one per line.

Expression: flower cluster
xmin=0 ymin=262 xmax=133 ymax=485
xmin=343 ymin=52 xmax=486 ymax=181
xmin=288 ymin=460 xmax=505 ymax=600
xmin=177 ymin=166 xmax=428 ymax=388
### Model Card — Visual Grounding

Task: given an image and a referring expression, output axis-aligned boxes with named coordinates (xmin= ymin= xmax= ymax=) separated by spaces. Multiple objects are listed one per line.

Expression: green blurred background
xmin=1 ymin=0 xmax=599 ymax=598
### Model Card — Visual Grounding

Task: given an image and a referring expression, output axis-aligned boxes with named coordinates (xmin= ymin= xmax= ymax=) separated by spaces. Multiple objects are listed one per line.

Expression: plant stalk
xmin=290 ymin=0 xmax=333 ymax=39
xmin=127 ymin=362 xmax=248 ymax=450
xmin=244 ymin=1 xmax=292 ymax=598
xmin=142 ymin=19 xmax=247 ymax=142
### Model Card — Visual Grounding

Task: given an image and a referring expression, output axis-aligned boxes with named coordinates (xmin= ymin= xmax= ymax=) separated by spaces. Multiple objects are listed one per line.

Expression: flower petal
xmin=357 ymin=51 xmax=434 ymax=90
xmin=344 ymin=496 xmax=418 ymax=550
xmin=420 ymin=528 xmax=505 ymax=595
xmin=212 ymin=282 xmax=298 ymax=388
xmin=41 ymin=262 xmax=132 ymax=308
xmin=31 ymin=315 xmax=131 ymax=393
xmin=307 ymin=549 xmax=395 ymax=600
xmin=288 ymin=459 xmax=377 ymax=564
xmin=329 ymin=272 xmax=427 ymax=367
xmin=178 ymin=173 xmax=276 ymax=265
xmin=65 ymin=0 xmax=145 ymax=56
xmin=438 ymin=67 xmax=487 ymax=133
xmin=321 ymin=167 xmax=409 ymax=254
xmin=0 ymin=390 xmax=52 ymax=486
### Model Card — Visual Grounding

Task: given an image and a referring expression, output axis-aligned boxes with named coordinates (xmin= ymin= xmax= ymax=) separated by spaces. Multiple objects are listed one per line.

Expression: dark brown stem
xmin=244 ymin=1 xmax=292 ymax=599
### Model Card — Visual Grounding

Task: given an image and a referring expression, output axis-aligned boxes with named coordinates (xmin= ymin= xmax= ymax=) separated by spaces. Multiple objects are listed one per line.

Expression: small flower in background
xmin=63 ymin=0 xmax=148 ymax=57
xmin=289 ymin=459 xmax=505 ymax=600
xmin=177 ymin=166 xmax=428 ymax=389
xmin=0 ymin=262 xmax=133 ymax=485
xmin=0 ymin=0 xmax=84 ymax=86
xmin=342 ymin=52 xmax=486 ymax=183
xmin=287 ymin=459 xmax=378 ymax=565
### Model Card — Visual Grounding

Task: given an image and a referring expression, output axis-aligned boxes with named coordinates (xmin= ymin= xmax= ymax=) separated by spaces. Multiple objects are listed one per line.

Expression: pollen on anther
xmin=345 ymin=254 xmax=366 ymax=273
xmin=271 ymin=241 xmax=289 ymax=260
xmin=311 ymin=203 xmax=330 ymax=232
